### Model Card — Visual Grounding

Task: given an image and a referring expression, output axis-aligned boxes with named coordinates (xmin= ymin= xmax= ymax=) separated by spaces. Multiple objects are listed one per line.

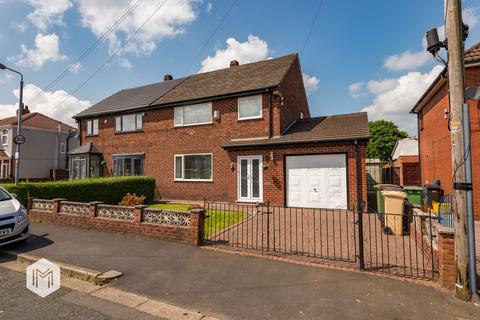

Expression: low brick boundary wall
xmin=412 ymin=208 xmax=455 ymax=289
xmin=28 ymin=198 xmax=205 ymax=246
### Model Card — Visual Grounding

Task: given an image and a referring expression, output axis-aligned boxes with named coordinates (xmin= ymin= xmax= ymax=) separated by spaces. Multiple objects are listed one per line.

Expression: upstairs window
xmin=174 ymin=103 xmax=212 ymax=127
xmin=238 ymin=95 xmax=262 ymax=120
xmin=60 ymin=142 xmax=66 ymax=154
xmin=1 ymin=130 xmax=8 ymax=145
xmin=86 ymin=119 xmax=99 ymax=136
xmin=115 ymin=113 xmax=144 ymax=132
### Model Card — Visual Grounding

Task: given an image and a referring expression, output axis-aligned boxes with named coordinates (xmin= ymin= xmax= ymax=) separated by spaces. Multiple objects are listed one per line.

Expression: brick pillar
xmin=88 ymin=201 xmax=103 ymax=218
xmin=190 ymin=208 xmax=206 ymax=246
xmin=134 ymin=205 xmax=147 ymax=223
xmin=52 ymin=198 xmax=66 ymax=213
xmin=438 ymin=229 xmax=455 ymax=289
xmin=27 ymin=197 xmax=37 ymax=211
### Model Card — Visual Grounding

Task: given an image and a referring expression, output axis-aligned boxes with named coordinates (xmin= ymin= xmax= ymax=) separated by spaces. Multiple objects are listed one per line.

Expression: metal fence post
xmin=266 ymin=201 xmax=270 ymax=252
xmin=355 ymin=140 xmax=366 ymax=270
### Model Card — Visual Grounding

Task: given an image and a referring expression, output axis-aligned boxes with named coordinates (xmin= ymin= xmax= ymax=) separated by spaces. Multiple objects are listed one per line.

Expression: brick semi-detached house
xmin=72 ymin=54 xmax=369 ymax=209
xmin=411 ymin=42 xmax=480 ymax=220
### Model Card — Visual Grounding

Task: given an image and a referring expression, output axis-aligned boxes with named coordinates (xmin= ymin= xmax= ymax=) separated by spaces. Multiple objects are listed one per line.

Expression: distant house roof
xmin=74 ymin=54 xmax=298 ymax=119
xmin=69 ymin=141 xmax=102 ymax=155
xmin=0 ymin=112 xmax=75 ymax=132
xmin=223 ymin=112 xmax=370 ymax=148
xmin=391 ymin=138 xmax=418 ymax=160
xmin=411 ymin=42 xmax=480 ymax=114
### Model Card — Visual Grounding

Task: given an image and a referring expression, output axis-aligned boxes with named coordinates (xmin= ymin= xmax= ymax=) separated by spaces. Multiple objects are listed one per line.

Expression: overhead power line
xmin=27 ymin=0 xmax=145 ymax=105
xmin=48 ymin=0 xmax=170 ymax=113
xmin=183 ymin=0 xmax=238 ymax=75
xmin=300 ymin=0 xmax=325 ymax=56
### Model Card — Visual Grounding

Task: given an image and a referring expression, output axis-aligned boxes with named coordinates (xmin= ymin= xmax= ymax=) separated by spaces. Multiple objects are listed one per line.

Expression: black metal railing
xmin=361 ymin=210 xmax=437 ymax=280
xmin=202 ymin=201 xmax=438 ymax=281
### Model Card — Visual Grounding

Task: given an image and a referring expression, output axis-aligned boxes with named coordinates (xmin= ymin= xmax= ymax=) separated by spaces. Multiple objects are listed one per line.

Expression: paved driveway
xmin=2 ymin=222 xmax=479 ymax=320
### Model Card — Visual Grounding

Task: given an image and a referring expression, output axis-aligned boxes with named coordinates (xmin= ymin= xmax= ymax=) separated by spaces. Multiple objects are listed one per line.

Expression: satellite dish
xmin=466 ymin=87 xmax=480 ymax=100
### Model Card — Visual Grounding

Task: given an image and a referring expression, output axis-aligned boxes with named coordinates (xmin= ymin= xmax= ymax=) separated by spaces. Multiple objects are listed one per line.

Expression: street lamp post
xmin=0 ymin=63 xmax=24 ymax=185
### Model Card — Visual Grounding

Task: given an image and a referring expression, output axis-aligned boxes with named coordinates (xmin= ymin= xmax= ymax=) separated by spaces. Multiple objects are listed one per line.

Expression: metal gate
xmin=202 ymin=201 xmax=437 ymax=281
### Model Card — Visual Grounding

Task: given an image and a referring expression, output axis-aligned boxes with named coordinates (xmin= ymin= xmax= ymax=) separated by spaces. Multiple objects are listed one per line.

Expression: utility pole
xmin=445 ymin=0 xmax=471 ymax=301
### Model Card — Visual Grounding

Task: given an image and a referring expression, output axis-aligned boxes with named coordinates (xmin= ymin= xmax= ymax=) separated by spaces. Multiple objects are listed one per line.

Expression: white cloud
xmin=206 ymin=2 xmax=213 ymax=13
xmin=463 ymin=7 xmax=479 ymax=29
xmin=303 ymin=73 xmax=320 ymax=94
xmin=361 ymin=65 xmax=443 ymax=134
xmin=13 ymin=21 xmax=28 ymax=33
xmin=383 ymin=50 xmax=431 ymax=72
xmin=9 ymin=33 xmax=67 ymax=70
xmin=77 ymin=0 xmax=199 ymax=66
xmin=348 ymin=82 xmax=366 ymax=99
xmin=68 ymin=61 xmax=82 ymax=74
xmin=366 ymin=78 xmax=398 ymax=95
xmin=199 ymin=35 xmax=269 ymax=72
xmin=0 ymin=84 xmax=90 ymax=126
xmin=26 ymin=0 xmax=72 ymax=31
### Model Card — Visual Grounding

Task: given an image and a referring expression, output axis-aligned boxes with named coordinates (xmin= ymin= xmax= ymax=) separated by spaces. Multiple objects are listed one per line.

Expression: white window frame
xmin=60 ymin=142 xmax=66 ymax=154
xmin=238 ymin=95 xmax=263 ymax=120
xmin=174 ymin=153 xmax=213 ymax=182
xmin=112 ymin=154 xmax=145 ymax=176
xmin=1 ymin=161 xmax=9 ymax=179
xmin=114 ymin=113 xmax=144 ymax=133
xmin=86 ymin=119 xmax=99 ymax=136
xmin=1 ymin=130 xmax=8 ymax=146
xmin=174 ymin=102 xmax=213 ymax=127
xmin=237 ymin=155 xmax=263 ymax=202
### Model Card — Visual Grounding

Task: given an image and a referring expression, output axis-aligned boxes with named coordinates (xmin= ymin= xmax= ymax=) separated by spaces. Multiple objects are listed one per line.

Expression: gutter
xmin=222 ymin=136 xmax=370 ymax=149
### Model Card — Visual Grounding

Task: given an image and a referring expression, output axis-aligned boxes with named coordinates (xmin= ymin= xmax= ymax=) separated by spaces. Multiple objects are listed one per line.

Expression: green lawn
xmin=148 ymin=203 xmax=246 ymax=237
xmin=148 ymin=203 xmax=192 ymax=211
xmin=203 ymin=209 xmax=246 ymax=238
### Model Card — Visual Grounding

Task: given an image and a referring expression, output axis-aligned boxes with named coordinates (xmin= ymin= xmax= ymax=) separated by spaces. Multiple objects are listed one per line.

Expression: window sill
xmin=85 ymin=134 xmax=98 ymax=137
xmin=114 ymin=130 xmax=144 ymax=135
xmin=237 ymin=116 xmax=263 ymax=122
xmin=174 ymin=179 xmax=213 ymax=183
xmin=174 ymin=122 xmax=213 ymax=128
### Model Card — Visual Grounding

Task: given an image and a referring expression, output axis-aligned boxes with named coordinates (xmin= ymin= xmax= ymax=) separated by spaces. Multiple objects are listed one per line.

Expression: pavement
xmin=2 ymin=222 xmax=480 ymax=320
xmin=0 ymin=266 xmax=160 ymax=320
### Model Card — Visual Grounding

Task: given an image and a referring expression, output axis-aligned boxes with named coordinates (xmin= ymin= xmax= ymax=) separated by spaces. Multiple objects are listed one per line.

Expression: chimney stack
xmin=164 ymin=74 xmax=173 ymax=81
xmin=229 ymin=60 xmax=239 ymax=67
xmin=16 ymin=105 xmax=30 ymax=116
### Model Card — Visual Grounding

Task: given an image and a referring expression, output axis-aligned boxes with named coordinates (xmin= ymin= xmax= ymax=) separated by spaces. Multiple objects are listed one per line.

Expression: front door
xmin=237 ymin=156 xmax=263 ymax=202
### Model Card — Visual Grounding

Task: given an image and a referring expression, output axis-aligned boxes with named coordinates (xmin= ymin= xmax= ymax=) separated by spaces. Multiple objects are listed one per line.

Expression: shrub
xmin=118 ymin=193 xmax=146 ymax=206
xmin=1 ymin=176 xmax=155 ymax=206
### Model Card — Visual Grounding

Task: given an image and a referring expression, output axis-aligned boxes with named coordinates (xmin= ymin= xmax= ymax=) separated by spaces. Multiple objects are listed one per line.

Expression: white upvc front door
xmin=237 ymin=155 xmax=263 ymax=202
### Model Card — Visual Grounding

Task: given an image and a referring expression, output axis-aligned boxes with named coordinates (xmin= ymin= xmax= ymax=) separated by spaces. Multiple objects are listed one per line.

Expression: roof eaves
xmin=222 ymin=135 xmax=371 ymax=149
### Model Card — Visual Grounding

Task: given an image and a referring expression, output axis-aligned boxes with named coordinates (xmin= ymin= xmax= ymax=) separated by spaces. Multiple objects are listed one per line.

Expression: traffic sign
xmin=14 ymin=135 xmax=26 ymax=145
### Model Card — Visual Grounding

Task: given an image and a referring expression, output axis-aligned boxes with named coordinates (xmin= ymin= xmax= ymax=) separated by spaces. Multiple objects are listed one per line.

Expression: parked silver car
xmin=0 ymin=187 xmax=30 ymax=246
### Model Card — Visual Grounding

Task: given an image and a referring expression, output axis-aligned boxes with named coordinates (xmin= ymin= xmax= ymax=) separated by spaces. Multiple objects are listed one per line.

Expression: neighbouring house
xmin=411 ymin=42 xmax=480 ymax=219
xmin=72 ymin=54 xmax=370 ymax=209
xmin=0 ymin=107 xmax=78 ymax=180
xmin=384 ymin=138 xmax=420 ymax=186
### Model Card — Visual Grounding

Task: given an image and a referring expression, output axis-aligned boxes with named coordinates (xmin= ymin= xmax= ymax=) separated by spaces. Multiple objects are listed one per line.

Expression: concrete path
xmin=3 ymin=222 xmax=479 ymax=320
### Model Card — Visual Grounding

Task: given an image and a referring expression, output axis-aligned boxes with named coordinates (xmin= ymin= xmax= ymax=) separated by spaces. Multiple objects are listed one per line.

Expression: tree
xmin=366 ymin=120 xmax=408 ymax=161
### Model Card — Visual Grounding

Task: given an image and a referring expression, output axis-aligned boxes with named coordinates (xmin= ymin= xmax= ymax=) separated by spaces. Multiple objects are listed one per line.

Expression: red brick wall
xmin=438 ymin=230 xmax=455 ymax=289
xmin=395 ymin=155 xmax=420 ymax=186
xmin=28 ymin=199 xmax=204 ymax=246
xmin=226 ymin=141 xmax=367 ymax=209
xmin=278 ymin=57 xmax=310 ymax=134
xmin=418 ymin=66 xmax=480 ymax=219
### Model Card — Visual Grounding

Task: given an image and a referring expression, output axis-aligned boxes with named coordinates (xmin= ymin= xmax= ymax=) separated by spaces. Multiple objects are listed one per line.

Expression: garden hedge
xmin=0 ymin=176 xmax=155 ymax=206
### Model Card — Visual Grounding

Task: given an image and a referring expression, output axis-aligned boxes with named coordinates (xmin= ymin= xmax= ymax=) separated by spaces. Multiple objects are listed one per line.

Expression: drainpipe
xmin=268 ymin=89 xmax=273 ymax=138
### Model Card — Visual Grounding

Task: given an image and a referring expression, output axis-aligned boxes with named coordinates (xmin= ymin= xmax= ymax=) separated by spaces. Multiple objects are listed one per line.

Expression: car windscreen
xmin=0 ymin=189 xmax=12 ymax=202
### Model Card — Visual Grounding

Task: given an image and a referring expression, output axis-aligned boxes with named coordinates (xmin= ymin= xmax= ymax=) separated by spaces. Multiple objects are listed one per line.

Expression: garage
xmin=286 ymin=154 xmax=348 ymax=209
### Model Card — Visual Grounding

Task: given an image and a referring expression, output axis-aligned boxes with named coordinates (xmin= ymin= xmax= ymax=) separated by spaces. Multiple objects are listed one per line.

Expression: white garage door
xmin=286 ymin=154 xmax=347 ymax=209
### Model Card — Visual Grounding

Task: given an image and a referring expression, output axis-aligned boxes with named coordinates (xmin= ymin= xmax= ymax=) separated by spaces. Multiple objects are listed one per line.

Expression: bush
xmin=118 ymin=193 xmax=146 ymax=206
xmin=1 ymin=176 xmax=155 ymax=206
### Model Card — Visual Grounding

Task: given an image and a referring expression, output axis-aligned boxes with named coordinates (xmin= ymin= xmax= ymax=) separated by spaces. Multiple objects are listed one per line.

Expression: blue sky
xmin=1 ymin=0 xmax=480 ymax=135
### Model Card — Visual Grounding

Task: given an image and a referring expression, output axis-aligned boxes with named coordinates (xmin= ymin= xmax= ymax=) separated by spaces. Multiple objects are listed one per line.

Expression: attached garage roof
xmin=224 ymin=112 xmax=370 ymax=148
xmin=69 ymin=141 xmax=102 ymax=155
